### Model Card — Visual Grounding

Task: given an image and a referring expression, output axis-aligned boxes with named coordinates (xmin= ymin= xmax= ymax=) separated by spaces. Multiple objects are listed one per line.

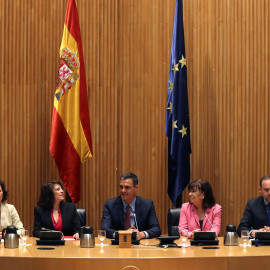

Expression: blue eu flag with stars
xmin=165 ymin=0 xmax=191 ymax=206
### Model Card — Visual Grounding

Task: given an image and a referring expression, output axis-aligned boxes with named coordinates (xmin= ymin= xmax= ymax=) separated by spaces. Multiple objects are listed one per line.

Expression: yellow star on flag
xmin=179 ymin=124 xmax=187 ymax=138
xmin=179 ymin=55 xmax=187 ymax=68
xmin=172 ymin=120 xmax=178 ymax=129
xmin=172 ymin=63 xmax=179 ymax=74
xmin=168 ymin=82 xmax=173 ymax=92
xmin=167 ymin=102 xmax=173 ymax=112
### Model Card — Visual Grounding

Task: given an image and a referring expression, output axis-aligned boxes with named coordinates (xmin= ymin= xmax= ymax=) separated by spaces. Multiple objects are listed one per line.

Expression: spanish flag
xmin=50 ymin=0 xmax=93 ymax=203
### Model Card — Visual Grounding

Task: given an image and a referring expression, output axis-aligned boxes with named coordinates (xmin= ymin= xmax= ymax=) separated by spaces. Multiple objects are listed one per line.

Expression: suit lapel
xmin=258 ymin=196 xmax=269 ymax=225
xmin=59 ymin=203 xmax=65 ymax=229
xmin=135 ymin=196 xmax=141 ymax=230
xmin=115 ymin=197 xmax=125 ymax=229
xmin=44 ymin=207 xmax=54 ymax=228
xmin=202 ymin=208 xmax=211 ymax=229
xmin=191 ymin=204 xmax=200 ymax=227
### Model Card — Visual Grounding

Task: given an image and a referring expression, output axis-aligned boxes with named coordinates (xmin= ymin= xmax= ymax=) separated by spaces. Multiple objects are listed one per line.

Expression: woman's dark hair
xmin=37 ymin=181 xmax=64 ymax=209
xmin=0 ymin=180 xmax=9 ymax=202
xmin=188 ymin=179 xmax=216 ymax=209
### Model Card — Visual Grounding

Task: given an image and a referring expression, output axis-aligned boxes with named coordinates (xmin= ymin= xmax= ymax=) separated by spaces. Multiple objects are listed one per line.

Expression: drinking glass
xmin=240 ymin=230 xmax=250 ymax=247
xmin=22 ymin=230 xmax=29 ymax=246
xmin=98 ymin=230 xmax=106 ymax=246
xmin=180 ymin=231 xmax=188 ymax=247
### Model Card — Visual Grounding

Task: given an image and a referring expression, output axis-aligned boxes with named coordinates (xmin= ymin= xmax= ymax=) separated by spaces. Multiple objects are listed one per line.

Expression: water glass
xmin=98 ymin=230 xmax=106 ymax=246
xmin=180 ymin=231 xmax=188 ymax=247
xmin=240 ymin=230 xmax=250 ymax=247
xmin=21 ymin=230 xmax=29 ymax=246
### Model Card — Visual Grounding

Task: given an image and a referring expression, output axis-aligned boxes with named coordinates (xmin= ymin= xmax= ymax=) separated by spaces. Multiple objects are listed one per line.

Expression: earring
xmin=202 ymin=197 xmax=204 ymax=199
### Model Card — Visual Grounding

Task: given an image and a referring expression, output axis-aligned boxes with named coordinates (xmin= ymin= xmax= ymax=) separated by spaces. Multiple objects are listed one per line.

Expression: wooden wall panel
xmin=77 ymin=0 xmax=119 ymax=234
xmin=182 ymin=0 xmax=270 ymax=235
xmin=117 ymin=0 xmax=175 ymax=234
xmin=0 ymin=0 xmax=269 ymax=238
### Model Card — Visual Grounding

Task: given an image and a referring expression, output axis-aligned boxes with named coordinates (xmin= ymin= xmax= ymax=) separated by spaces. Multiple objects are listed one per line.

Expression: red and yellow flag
xmin=50 ymin=0 xmax=92 ymax=203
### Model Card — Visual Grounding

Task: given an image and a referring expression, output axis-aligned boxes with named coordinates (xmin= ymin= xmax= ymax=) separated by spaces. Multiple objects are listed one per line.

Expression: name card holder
xmin=118 ymin=230 xmax=132 ymax=248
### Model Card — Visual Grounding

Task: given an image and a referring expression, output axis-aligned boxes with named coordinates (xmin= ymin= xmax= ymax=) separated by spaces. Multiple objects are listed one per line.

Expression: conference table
xmin=0 ymin=237 xmax=269 ymax=270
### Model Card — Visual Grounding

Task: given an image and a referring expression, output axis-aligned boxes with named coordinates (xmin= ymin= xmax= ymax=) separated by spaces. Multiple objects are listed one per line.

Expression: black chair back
xmin=76 ymin=208 xmax=86 ymax=227
xmin=167 ymin=208 xmax=181 ymax=236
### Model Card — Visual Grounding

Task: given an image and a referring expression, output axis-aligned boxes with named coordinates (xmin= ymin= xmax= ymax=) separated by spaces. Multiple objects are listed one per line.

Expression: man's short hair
xmin=120 ymin=172 xmax=138 ymax=187
xmin=260 ymin=175 xmax=270 ymax=186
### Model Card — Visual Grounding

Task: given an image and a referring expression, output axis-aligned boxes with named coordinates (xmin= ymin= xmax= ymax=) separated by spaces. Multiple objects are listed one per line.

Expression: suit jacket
xmin=237 ymin=196 xmax=269 ymax=236
xmin=33 ymin=202 xmax=81 ymax=237
xmin=101 ymin=196 xmax=161 ymax=239
xmin=178 ymin=202 xmax=222 ymax=238
xmin=0 ymin=203 xmax=24 ymax=231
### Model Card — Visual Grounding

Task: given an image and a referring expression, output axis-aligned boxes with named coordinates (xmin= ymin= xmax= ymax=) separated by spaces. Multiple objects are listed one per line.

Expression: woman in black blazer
xmin=33 ymin=181 xmax=81 ymax=239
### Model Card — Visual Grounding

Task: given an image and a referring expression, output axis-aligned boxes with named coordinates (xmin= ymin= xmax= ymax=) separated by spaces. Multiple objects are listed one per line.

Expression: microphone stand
xmin=205 ymin=214 xmax=218 ymax=240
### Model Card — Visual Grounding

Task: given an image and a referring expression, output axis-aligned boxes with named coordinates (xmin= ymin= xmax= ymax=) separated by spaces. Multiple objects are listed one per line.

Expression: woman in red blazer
xmin=178 ymin=179 xmax=222 ymax=239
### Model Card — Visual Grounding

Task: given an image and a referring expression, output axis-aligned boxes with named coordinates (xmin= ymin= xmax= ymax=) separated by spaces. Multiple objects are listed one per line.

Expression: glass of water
xmin=98 ymin=230 xmax=106 ymax=246
xmin=240 ymin=230 xmax=250 ymax=247
xmin=21 ymin=230 xmax=29 ymax=246
xmin=180 ymin=230 xmax=188 ymax=247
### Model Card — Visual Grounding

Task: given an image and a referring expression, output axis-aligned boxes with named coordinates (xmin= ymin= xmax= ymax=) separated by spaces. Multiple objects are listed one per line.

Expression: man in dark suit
xmin=101 ymin=172 xmax=161 ymax=239
xmin=237 ymin=175 xmax=270 ymax=237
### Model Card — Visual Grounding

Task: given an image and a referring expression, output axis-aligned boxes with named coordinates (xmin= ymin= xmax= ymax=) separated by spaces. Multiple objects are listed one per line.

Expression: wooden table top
xmin=0 ymin=237 xmax=268 ymax=259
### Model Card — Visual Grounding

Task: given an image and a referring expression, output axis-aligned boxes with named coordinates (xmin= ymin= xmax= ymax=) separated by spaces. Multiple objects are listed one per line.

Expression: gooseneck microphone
xmin=205 ymin=214 xmax=218 ymax=240
xmin=134 ymin=213 xmax=139 ymax=231
xmin=133 ymin=213 xmax=140 ymax=240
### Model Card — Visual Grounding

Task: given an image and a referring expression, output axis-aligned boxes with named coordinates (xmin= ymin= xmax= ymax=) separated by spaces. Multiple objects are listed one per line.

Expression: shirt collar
xmin=122 ymin=197 xmax=136 ymax=211
xmin=263 ymin=198 xmax=269 ymax=206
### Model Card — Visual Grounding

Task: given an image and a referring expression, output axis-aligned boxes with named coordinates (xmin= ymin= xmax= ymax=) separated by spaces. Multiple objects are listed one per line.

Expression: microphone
xmin=134 ymin=213 xmax=139 ymax=240
xmin=134 ymin=213 xmax=139 ymax=230
xmin=205 ymin=214 xmax=218 ymax=240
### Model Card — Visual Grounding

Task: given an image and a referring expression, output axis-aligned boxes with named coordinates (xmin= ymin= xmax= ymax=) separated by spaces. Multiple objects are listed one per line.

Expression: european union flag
xmin=165 ymin=0 xmax=191 ymax=206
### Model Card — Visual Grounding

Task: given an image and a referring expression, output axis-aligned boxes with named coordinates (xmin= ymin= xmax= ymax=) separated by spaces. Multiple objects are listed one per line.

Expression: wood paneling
xmin=0 ymin=0 xmax=269 ymax=237
xmin=183 ymin=0 xmax=270 ymax=235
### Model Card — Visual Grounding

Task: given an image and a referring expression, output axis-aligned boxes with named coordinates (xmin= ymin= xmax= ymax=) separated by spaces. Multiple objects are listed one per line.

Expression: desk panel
xmin=0 ymin=237 xmax=268 ymax=270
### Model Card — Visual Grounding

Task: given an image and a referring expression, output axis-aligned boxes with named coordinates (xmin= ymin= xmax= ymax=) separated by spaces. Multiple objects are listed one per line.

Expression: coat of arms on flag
xmin=55 ymin=47 xmax=80 ymax=101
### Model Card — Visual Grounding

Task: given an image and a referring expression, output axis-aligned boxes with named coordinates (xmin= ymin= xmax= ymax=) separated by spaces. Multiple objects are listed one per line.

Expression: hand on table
xmin=73 ymin=233 xmax=80 ymax=240
xmin=191 ymin=229 xmax=201 ymax=239
xmin=250 ymin=228 xmax=267 ymax=238
xmin=128 ymin=226 xmax=145 ymax=239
